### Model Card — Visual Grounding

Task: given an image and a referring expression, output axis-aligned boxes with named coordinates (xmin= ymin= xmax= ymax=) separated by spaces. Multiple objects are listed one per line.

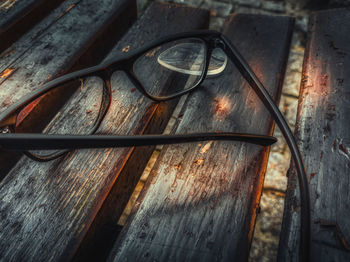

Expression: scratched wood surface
xmin=0 ymin=3 xmax=209 ymax=261
xmin=278 ymin=9 xmax=350 ymax=262
xmin=109 ymin=13 xmax=294 ymax=262
xmin=0 ymin=0 xmax=135 ymax=114
xmin=0 ymin=0 xmax=136 ymax=178
xmin=0 ymin=0 xmax=65 ymax=52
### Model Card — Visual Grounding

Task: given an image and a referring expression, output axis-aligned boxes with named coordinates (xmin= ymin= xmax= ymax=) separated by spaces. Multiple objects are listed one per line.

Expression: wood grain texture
xmin=0 ymin=0 xmax=65 ymax=52
xmin=279 ymin=9 xmax=350 ymax=262
xmin=0 ymin=0 xmax=136 ymax=178
xmin=109 ymin=13 xmax=294 ymax=262
xmin=0 ymin=0 xmax=135 ymax=115
xmin=0 ymin=3 xmax=209 ymax=261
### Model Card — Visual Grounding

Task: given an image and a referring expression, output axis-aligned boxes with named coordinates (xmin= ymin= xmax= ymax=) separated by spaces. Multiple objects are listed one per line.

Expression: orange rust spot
xmin=200 ymin=141 xmax=212 ymax=153
xmin=145 ymin=46 xmax=161 ymax=57
xmin=213 ymin=96 xmax=231 ymax=119
xmin=0 ymin=68 xmax=15 ymax=78
xmin=174 ymin=164 xmax=181 ymax=171
xmin=65 ymin=4 xmax=75 ymax=12
xmin=122 ymin=45 xmax=130 ymax=53
xmin=0 ymin=48 xmax=15 ymax=58
xmin=56 ymin=3 xmax=76 ymax=20
xmin=130 ymin=88 xmax=136 ymax=93
xmin=210 ymin=10 xmax=217 ymax=16
xmin=193 ymin=159 xmax=204 ymax=165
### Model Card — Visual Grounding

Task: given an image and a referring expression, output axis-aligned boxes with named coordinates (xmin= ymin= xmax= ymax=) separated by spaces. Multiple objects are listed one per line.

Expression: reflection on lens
xmin=207 ymin=48 xmax=227 ymax=75
xmin=15 ymin=76 xmax=105 ymax=160
xmin=133 ymin=38 xmax=206 ymax=97
xmin=157 ymin=42 xmax=205 ymax=75
xmin=158 ymin=46 xmax=227 ymax=76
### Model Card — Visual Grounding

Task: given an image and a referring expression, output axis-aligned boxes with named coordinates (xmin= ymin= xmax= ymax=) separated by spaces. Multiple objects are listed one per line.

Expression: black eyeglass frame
xmin=0 ymin=30 xmax=310 ymax=261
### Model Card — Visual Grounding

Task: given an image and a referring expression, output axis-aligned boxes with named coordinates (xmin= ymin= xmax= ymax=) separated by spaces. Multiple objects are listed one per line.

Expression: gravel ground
xmin=124 ymin=1 xmax=310 ymax=261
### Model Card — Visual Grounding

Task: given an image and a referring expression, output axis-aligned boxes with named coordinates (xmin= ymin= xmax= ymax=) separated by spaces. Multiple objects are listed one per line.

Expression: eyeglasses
xmin=0 ymin=30 xmax=310 ymax=261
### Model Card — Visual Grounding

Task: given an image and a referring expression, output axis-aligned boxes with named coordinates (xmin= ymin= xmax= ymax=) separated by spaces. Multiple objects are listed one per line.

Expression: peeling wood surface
xmin=0 ymin=0 xmax=65 ymax=52
xmin=0 ymin=3 xmax=209 ymax=261
xmin=0 ymin=0 xmax=136 ymax=178
xmin=279 ymin=9 xmax=350 ymax=262
xmin=109 ymin=14 xmax=294 ymax=262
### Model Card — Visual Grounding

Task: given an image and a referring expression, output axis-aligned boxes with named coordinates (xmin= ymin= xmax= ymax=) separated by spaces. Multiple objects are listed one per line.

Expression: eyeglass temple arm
xmin=220 ymin=34 xmax=310 ymax=261
xmin=0 ymin=132 xmax=276 ymax=151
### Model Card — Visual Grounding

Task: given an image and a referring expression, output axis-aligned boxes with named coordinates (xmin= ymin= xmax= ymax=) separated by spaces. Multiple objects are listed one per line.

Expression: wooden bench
xmin=107 ymin=12 xmax=294 ymax=262
xmin=0 ymin=0 xmax=136 ymax=178
xmin=0 ymin=0 xmax=65 ymax=52
xmin=279 ymin=8 xmax=350 ymax=262
xmin=0 ymin=2 xmax=210 ymax=261
xmin=0 ymin=1 xmax=295 ymax=261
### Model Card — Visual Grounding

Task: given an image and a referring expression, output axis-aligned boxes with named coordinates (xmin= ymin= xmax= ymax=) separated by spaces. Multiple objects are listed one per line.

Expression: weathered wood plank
xmin=279 ymin=9 xmax=350 ymax=262
xmin=0 ymin=3 xmax=210 ymax=261
xmin=0 ymin=0 xmax=65 ymax=52
xmin=0 ymin=0 xmax=135 ymax=114
xmin=0 ymin=0 xmax=136 ymax=178
xmin=109 ymin=13 xmax=294 ymax=262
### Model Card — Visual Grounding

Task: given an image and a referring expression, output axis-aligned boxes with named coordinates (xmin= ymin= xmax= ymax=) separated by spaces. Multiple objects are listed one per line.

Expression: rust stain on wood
xmin=193 ymin=158 xmax=204 ymax=165
xmin=56 ymin=2 xmax=78 ymax=20
xmin=0 ymin=67 xmax=14 ymax=78
xmin=0 ymin=48 xmax=15 ymax=58
xmin=174 ymin=164 xmax=181 ymax=171
xmin=213 ymin=96 xmax=231 ymax=119
xmin=122 ymin=45 xmax=130 ymax=53
xmin=145 ymin=46 xmax=161 ymax=57
xmin=65 ymin=3 xmax=75 ymax=12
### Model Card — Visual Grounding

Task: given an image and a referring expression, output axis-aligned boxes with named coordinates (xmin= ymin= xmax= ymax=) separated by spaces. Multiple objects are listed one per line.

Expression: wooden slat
xmin=279 ymin=9 xmax=350 ymax=261
xmin=0 ymin=0 xmax=135 ymax=113
xmin=109 ymin=13 xmax=294 ymax=262
xmin=0 ymin=0 xmax=136 ymax=178
xmin=0 ymin=0 xmax=65 ymax=52
xmin=0 ymin=3 xmax=210 ymax=261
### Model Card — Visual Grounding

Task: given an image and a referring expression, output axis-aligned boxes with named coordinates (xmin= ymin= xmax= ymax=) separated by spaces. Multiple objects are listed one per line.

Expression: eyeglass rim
xmin=0 ymin=29 xmax=311 ymax=262
xmin=0 ymin=30 xmax=221 ymax=128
